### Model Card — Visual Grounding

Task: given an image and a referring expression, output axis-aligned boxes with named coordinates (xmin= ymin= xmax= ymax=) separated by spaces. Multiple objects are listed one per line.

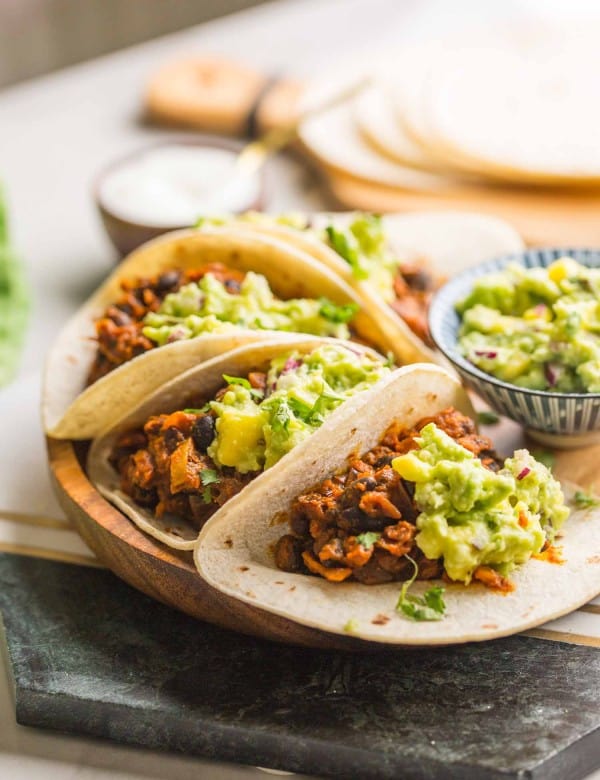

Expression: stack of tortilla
xmin=299 ymin=41 xmax=600 ymax=191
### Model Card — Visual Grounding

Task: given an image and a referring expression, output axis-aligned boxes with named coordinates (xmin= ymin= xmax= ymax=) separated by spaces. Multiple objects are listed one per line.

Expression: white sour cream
xmin=98 ymin=144 xmax=261 ymax=228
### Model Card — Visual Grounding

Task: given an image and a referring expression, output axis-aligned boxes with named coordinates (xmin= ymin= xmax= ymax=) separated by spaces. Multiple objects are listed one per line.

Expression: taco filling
xmin=321 ymin=214 xmax=438 ymax=346
xmin=88 ymin=263 xmax=359 ymax=384
xmin=109 ymin=344 xmax=390 ymax=531
xmin=275 ymin=408 xmax=568 ymax=589
xmin=197 ymin=213 xmax=438 ymax=346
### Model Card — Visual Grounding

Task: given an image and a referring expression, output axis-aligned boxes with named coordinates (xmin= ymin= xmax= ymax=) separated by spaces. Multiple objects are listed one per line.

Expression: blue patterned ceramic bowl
xmin=429 ymin=247 xmax=600 ymax=449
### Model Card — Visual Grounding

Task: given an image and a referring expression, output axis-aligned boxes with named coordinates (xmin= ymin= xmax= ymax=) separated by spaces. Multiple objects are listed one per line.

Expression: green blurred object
xmin=0 ymin=191 xmax=29 ymax=386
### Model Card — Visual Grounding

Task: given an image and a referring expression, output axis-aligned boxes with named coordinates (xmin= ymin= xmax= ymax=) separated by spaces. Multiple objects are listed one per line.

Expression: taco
xmin=195 ymin=211 xmax=524 ymax=363
xmin=87 ymin=337 xmax=393 ymax=550
xmin=44 ymin=227 xmax=405 ymax=440
xmin=194 ymin=364 xmax=600 ymax=645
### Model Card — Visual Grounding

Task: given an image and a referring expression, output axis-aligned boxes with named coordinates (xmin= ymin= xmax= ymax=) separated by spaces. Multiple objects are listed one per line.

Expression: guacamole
xmin=208 ymin=344 xmax=390 ymax=473
xmin=457 ymin=257 xmax=600 ymax=392
xmin=142 ymin=271 xmax=358 ymax=345
xmin=392 ymin=423 xmax=569 ymax=583
xmin=196 ymin=212 xmax=401 ymax=301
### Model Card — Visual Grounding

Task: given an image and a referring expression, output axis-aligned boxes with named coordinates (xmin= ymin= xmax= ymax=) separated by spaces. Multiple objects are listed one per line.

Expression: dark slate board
xmin=0 ymin=552 xmax=599 ymax=780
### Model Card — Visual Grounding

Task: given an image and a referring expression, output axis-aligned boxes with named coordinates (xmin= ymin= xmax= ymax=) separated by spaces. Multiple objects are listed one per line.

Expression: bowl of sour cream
xmin=95 ymin=138 xmax=266 ymax=256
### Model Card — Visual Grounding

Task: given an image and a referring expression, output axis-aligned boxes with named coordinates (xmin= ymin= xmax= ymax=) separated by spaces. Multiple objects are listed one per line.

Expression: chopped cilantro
xmin=200 ymin=469 xmax=219 ymax=504
xmin=287 ymin=396 xmax=314 ymax=421
xmin=396 ymin=556 xmax=446 ymax=621
xmin=355 ymin=532 xmax=381 ymax=549
xmin=222 ymin=374 xmax=251 ymax=389
xmin=324 ymin=225 xmax=369 ymax=280
xmin=343 ymin=618 xmax=359 ymax=634
xmin=183 ymin=405 xmax=210 ymax=414
xmin=222 ymin=374 xmax=263 ymax=399
xmin=477 ymin=410 xmax=500 ymax=425
xmin=200 ymin=469 xmax=219 ymax=486
xmin=318 ymin=297 xmax=359 ymax=324
xmin=574 ymin=490 xmax=600 ymax=509
xmin=532 ymin=450 xmax=555 ymax=470
xmin=270 ymin=397 xmax=293 ymax=433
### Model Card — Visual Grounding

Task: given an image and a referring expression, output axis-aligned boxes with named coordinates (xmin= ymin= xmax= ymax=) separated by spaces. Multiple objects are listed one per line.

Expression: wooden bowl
xmin=47 ymin=437 xmax=379 ymax=651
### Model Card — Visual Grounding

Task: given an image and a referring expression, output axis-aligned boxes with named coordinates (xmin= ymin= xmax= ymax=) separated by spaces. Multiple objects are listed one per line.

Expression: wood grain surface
xmin=47 ymin=437 xmax=381 ymax=651
xmin=46 ymin=408 xmax=600 ymax=651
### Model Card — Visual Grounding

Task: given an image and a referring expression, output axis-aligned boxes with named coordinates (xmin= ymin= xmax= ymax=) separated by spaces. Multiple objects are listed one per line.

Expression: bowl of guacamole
xmin=429 ymin=248 xmax=600 ymax=447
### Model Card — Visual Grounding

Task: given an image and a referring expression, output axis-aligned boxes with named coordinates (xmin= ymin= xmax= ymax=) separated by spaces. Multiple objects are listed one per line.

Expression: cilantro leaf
xmin=574 ymin=490 xmax=600 ymax=509
xmin=532 ymin=450 xmax=555 ymax=470
xmin=324 ymin=225 xmax=369 ymax=280
xmin=318 ymin=297 xmax=359 ymax=324
xmin=477 ymin=410 xmax=500 ymax=425
xmin=287 ymin=396 xmax=314 ymax=421
xmin=423 ymin=586 xmax=446 ymax=614
xmin=270 ymin=397 xmax=293 ymax=434
xmin=222 ymin=374 xmax=251 ymax=390
xmin=222 ymin=374 xmax=263 ymax=399
xmin=183 ymin=405 xmax=210 ymax=414
xmin=200 ymin=469 xmax=219 ymax=486
xmin=200 ymin=469 xmax=219 ymax=504
xmin=355 ymin=532 xmax=381 ymax=549
xmin=396 ymin=555 xmax=446 ymax=622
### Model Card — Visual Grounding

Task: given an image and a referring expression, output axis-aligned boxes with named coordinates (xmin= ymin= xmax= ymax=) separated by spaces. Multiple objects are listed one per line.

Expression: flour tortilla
xmin=43 ymin=227 xmax=399 ymax=440
xmin=195 ymin=364 xmax=600 ymax=645
xmin=218 ymin=212 xmax=523 ymax=366
xmin=298 ymin=100 xmax=452 ymax=192
xmin=353 ymin=83 xmax=441 ymax=172
xmin=88 ymin=336 xmax=389 ymax=550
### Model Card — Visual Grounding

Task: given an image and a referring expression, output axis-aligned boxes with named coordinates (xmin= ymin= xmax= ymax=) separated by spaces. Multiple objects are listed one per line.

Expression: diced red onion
xmin=517 ymin=467 xmax=531 ymax=480
xmin=544 ymin=362 xmax=562 ymax=387
xmin=282 ymin=357 xmax=302 ymax=374
xmin=475 ymin=350 xmax=497 ymax=359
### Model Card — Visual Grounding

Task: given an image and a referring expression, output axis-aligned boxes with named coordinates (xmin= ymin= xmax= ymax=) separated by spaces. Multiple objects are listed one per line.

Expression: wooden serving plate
xmin=46 ymin=415 xmax=600 ymax=649
xmin=47 ymin=437 xmax=378 ymax=651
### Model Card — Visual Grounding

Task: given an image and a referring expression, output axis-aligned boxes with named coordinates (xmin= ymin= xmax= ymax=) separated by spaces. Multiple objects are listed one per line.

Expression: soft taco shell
xmin=87 ymin=336 xmax=387 ymax=550
xmin=214 ymin=212 xmax=524 ymax=365
xmin=44 ymin=227 xmax=400 ymax=440
xmin=194 ymin=364 xmax=600 ymax=645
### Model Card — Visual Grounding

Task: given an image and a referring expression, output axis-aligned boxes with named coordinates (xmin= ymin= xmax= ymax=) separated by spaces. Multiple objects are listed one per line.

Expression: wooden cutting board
xmin=145 ymin=56 xmax=600 ymax=246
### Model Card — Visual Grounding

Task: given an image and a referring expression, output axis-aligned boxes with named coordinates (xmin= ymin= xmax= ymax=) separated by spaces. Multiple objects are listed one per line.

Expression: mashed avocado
xmin=457 ymin=257 xmax=600 ymax=392
xmin=142 ymin=272 xmax=358 ymax=345
xmin=392 ymin=423 xmax=569 ymax=583
xmin=208 ymin=344 xmax=390 ymax=473
xmin=195 ymin=212 xmax=401 ymax=302
xmin=321 ymin=215 xmax=400 ymax=302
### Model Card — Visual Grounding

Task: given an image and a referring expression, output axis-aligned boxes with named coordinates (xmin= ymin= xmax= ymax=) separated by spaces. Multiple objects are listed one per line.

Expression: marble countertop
xmin=1 ymin=0 xmax=600 ymax=777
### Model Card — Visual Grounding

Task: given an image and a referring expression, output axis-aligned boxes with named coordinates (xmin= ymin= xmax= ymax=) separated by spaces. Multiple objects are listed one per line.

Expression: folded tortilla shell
xmin=215 ymin=211 xmax=524 ymax=366
xmin=44 ymin=227 xmax=400 ymax=440
xmin=194 ymin=364 xmax=600 ymax=645
xmin=87 ymin=336 xmax=388 ymax=550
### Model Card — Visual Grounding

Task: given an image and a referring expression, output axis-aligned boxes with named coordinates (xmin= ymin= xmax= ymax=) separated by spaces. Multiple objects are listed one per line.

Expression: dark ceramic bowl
xmin=94 ymin=136 xmax=267 ymax=258
xmin=429 ymin=247 xmax=600 ymax=449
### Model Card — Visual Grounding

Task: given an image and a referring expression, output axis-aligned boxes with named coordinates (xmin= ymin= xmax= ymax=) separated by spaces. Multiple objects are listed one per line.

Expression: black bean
xmin=191 ymin=415 xmax=215 ymax=452
xmin=156 ymin=270 xmax=181 ymax=292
